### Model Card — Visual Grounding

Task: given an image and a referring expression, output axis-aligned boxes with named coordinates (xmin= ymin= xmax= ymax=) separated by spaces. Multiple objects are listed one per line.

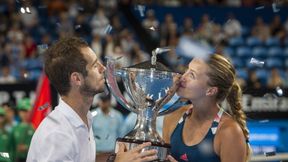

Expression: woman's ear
xmin=206 ymin=86 xmax=218 ymax=97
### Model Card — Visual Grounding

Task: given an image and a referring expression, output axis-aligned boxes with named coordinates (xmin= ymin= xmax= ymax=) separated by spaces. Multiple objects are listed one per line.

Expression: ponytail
xmin=206 ymin=54 xmax=252 ymax=161
xmin=226 ymin=82 xmax=251 ymax=161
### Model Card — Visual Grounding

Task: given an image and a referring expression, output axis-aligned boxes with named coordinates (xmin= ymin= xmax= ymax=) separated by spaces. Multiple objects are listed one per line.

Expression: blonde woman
xmin=164 ymin=54 xmax=251 ymax=162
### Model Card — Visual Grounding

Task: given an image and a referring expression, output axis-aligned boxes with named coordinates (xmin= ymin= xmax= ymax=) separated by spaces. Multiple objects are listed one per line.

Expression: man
xmin=92 ymin=94 xmax=124 ymax=153
xmin=27 ymin=37 xmax=157 ymax=162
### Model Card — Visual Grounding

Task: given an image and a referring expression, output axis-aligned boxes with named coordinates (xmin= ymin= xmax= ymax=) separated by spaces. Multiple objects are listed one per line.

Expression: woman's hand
xmin=167 ymin=155 xmax=178 ymax=162
xmin=115 ymin=142 xmax=158 ymax=162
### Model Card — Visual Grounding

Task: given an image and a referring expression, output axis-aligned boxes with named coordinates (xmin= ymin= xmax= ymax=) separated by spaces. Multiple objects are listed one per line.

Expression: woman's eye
xmin=189 ymin=72 xmax=195 ymax=78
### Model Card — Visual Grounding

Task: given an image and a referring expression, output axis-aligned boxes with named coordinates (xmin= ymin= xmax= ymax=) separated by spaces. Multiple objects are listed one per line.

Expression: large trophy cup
xmin=105 ymin=50 xmax=186 ymax=161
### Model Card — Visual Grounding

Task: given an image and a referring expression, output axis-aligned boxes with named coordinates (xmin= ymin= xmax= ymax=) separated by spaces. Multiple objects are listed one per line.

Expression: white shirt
xmin=27 ymin=99 xmax=96 ymax=162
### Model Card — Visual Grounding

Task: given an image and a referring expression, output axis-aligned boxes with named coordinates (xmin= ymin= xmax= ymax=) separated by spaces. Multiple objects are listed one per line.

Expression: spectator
xmin=57 ymin=12 xmax=74 ymax=36
xmin=0 ymin=66 xmax=16 ymax=84
xmin=23 ymin=35 xmax=37 ymax=58
xmin=2 ymin=102 xmax=18 ymax=133
xmin=211 ymin=23 xmax=226 ymax=45
xmin=160 ymin=13 xmax=177 ymax=46
xmin=180 ymin=17 xmax=194 ymax=34
xmin=120 ymin=29 xmax=135 ymax=54
xmin=0 ymin=107 xmax=10 ymax=158
xmin=112 ymin=45 xmax=131 ymax=68
xmin=103 ymin=34 xmax=115 ymax=58
xmin=246 ymin=70 xmax=262 ymax=89
xmin=142 ymin=9 xmax=160 ymax=40
xmin=10 ymin=98 xmax=34 ymax=162
xmin=47 ymin=0 xmax=67 ymax=16
xmin=110 ymin=15 xmax=124 ymax=34
xmin=99 ymin=0 xmax=118 ymax=16
xmin=90 ymin=7 xmax=109 ymax=38
xmin=251 ymin=17 xmax=271 ymax=42
xmin=267 ymin=68 xmax=284 ymax=89
xmin=130 ymin=43 xmax=149 ymax=65
xmin=74 ymin=14 xmax=91 ymax=38
xmin=223 ymin=14 xmax=242 ymax=38
xmin=92 ymin=94 xmax=124 ymax=153
xmin=196 ymin=14 xmax=215 ymax=42
xmin=142 ymin=10 xmax=159 ymax=29
xmin=270 ymin=15 xmax=286 ymax=42
xmin=91 ymin=34 xmax=103 ymax=59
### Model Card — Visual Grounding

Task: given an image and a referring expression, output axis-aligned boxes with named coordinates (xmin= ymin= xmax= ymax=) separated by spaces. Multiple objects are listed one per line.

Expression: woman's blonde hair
xmin=206 ymin=54 xmax=251 ymax=161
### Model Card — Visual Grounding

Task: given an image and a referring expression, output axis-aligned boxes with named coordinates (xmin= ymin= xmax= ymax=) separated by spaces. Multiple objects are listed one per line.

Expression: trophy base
xmin=115 ymin=138 xmax=171 ymax=162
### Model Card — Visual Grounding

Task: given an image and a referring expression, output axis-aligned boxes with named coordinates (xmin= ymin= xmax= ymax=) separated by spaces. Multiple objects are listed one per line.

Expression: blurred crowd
xmin=0 ymin=98 xmax=34 ymax=162
xmin=130 ymin=0 xmax=288 ymax=7
xmin=0 ymin=0 xmax=287 ymax=90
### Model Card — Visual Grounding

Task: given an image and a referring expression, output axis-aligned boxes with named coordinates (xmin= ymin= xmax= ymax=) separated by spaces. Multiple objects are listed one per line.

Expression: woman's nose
xmin=180 ymin=72 xmax=188 ymax=81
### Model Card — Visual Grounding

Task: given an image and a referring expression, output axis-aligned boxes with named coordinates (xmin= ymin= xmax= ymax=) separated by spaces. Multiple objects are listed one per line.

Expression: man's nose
xmin=99 ymin=63 xmax=106 ymax=73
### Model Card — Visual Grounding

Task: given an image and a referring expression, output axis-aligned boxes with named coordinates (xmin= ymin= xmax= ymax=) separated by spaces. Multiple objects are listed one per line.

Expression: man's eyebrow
xmin=92 ymin=59 xmax=98 ymax=66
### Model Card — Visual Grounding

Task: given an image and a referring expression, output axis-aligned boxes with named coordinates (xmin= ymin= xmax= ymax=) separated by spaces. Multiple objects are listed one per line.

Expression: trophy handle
xmin=105 ymin=59 xmax=138 ymax=114
xmin=157 ymin=96 xmax=188 ymax=116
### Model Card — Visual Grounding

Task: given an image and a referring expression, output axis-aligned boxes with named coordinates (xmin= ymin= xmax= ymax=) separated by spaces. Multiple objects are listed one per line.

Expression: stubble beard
xmin=80 ymin=79 xmax=104 ymax=97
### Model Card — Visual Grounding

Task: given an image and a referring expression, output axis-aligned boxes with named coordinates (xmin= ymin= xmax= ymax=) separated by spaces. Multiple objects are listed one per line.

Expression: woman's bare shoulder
xmin=163 ymin=104 xmax=193 ymax=142
xmin=165 ymin=104 xmax=192 ymax=122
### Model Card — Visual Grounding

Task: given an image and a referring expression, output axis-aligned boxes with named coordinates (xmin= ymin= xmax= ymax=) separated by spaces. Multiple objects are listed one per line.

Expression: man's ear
xmin=70 ymin=72 xmax=83 ymax=86
xmin=206 ymin=86 xmax=218 ymax=97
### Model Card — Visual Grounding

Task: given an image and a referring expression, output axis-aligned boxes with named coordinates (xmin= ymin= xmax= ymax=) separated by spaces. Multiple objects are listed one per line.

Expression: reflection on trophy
xmin=105 ymin=49 xmax=186 ymax=161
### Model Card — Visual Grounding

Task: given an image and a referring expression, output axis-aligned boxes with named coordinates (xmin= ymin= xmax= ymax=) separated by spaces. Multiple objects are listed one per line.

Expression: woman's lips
xmin=179 ymin=82 xmax=185 ymax=88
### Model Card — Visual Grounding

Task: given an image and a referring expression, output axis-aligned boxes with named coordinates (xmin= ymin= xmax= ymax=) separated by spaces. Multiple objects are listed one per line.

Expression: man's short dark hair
xmin=44 ymin=37 xmax=89 ymax=96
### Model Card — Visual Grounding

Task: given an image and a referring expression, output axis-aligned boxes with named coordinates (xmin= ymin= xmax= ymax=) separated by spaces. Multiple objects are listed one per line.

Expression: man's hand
xmin=115 ymin=142 xmax=158 ymax=162
xmin=166 ymin=155 xmax=178 ymax=162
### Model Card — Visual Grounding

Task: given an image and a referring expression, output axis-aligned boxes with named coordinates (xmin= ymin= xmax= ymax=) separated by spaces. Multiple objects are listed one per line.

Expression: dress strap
xmin=178 ymin=108 xmax=193 ymax=124
xmin=211 ymin=108 xmax=224 ymax=135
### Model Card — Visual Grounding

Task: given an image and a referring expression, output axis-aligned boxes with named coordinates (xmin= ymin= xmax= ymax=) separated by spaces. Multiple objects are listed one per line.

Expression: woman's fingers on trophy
xmin=139 ymin=154 xmax=158 ymax=162
xmin=116 ymin=142 xmax=127 ymax=153
xmin=167 ymin=155 xmax=178 ymax=162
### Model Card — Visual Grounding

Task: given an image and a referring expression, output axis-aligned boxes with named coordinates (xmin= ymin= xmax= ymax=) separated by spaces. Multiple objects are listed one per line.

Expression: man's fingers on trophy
xmin=138 ymin=149 xmax=158 ymax=158
xmin=167 ymin=155 xmax=178 ymax=162
xmin=132 ymin=142 xmax=151 ymax=153
xmin=140 ymin=154 xmax=158 ymax=162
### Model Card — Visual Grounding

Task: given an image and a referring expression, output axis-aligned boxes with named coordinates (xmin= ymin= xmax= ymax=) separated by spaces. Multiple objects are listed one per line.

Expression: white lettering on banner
xmin=223 ymin=94 xmax=288 ymax=112
xmin=13 ymin=91 xmax=26 ymax=103
xmin=0 ymin=91 xmax=35 ymax=105
xmin=250 ymin=134 xmax=279 ymax=141
xmin=0 ymin=92 xmax=9 ymax=103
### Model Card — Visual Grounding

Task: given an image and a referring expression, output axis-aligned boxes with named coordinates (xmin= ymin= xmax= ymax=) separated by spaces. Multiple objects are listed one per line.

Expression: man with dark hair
xmin=27 ymin=37 xmax=157 ymax=162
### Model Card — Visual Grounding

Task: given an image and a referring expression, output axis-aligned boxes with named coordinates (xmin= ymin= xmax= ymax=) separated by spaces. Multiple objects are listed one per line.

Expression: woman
xmin=163 ymin=54 xmax=251 ymax=162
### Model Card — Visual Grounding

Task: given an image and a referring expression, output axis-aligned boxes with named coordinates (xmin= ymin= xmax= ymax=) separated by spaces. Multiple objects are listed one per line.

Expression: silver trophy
xmin=105 ymin=49 xmax=186 ymax=161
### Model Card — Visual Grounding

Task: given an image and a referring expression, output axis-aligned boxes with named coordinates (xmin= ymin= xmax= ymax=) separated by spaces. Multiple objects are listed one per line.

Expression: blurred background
xmin=0 ymin=0 xmax=288 ymax=161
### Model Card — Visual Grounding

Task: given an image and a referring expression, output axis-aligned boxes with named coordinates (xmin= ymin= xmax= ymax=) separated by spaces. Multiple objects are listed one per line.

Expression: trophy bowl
xmin=105 ymin=58 xmax=186 ymax=161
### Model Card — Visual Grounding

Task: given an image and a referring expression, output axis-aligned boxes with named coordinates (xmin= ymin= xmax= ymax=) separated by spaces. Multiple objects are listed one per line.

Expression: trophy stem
xmin=135 ymin=108 xmax=157 ymax=132
xmin=115 ymin=108 xmax=170 ymax=161
xmin=124 ymin=107 xmax=164 ymax=143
